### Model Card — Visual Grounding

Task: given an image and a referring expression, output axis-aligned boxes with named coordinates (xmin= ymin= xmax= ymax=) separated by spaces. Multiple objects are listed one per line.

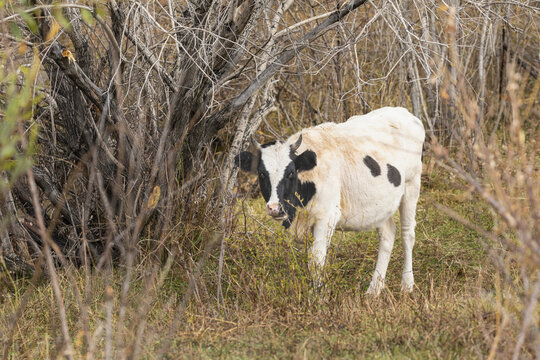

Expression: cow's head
xmin=235 ymin=135 xmax=317 ymax=227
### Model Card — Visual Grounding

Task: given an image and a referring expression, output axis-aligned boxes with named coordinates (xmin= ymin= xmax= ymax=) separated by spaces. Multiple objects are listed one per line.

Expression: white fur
xmin=269 ymin=107 xmax=425 ymax=295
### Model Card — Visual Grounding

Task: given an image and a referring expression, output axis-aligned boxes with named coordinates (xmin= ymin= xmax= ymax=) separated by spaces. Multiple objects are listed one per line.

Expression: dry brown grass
xmin=1 ymin=175 xmax=525 ymax=359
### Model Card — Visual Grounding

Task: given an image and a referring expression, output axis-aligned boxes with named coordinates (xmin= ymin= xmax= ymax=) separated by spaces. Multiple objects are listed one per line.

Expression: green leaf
xmin=80 ymin=8 xmax=95 ymax=26
xmin=52 ymin=6 xmax=71 ymax=30
xmin=0 ymin=144 xmax=15 ymax=161
xmin=18 ymin=10 xmax=38 ymax=34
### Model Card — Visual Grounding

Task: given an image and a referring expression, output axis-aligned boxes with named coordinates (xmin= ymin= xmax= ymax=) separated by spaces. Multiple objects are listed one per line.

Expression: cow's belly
xmin=336 ymin=188 xmax=403 ymax=231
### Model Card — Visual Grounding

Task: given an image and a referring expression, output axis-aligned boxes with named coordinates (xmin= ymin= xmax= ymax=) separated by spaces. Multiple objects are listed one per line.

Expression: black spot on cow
xmin=363 ymin=155 xmax=381 ymax=177
xmin=387 ymin=163 xmax=401 ymax=187
xmin=282 ymin=180 xmax=316 ymax=229
xmin=274 ymin=147 xmax=318 ymax=228
xmin=235 ymin=151 xmax=256 ymax=172
xmin=257 ymin=161 xmax=271 ymax=202
xmin=291 ymin=149 xmax=317 ymax=172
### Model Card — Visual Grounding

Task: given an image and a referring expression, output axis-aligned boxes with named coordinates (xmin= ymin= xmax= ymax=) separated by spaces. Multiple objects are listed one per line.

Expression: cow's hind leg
xmin=366 ymin=217 xmax=396 ymax=296
xmin=400 ymin=174 xmax=421 ymax=292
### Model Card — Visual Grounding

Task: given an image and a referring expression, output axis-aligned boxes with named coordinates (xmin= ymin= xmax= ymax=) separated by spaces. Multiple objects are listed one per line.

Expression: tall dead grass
xmin=428 ymin=8 xmax=539 ymax=358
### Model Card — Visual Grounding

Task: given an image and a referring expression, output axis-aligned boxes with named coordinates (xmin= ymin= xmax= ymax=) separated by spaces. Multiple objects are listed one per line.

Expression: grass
xmin=1 ymin=170 xmax=510 ymax=359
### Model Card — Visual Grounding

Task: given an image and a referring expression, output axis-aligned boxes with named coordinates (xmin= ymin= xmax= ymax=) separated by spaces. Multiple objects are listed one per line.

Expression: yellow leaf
xmin=441 ymin=88 xmax=450 ymax=100
xmin=62 ymin=48 xmax=76 ymax=64
xmin=46 ymin=20 xmax=60 ymax=42
xmin=18 ymin=42 xmax=27 ymax=54
xmin=147 ymin=185 xmax=161 ymax=209
xmin=438 ymin=4 xmax=449 ymax=11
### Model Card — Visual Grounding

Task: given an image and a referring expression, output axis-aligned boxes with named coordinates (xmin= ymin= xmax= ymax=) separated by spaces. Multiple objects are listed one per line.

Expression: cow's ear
xmin=294 ymin=150 xmax=317 ymax=172
xmin=235 ymin=151 xmax=258 ymax=173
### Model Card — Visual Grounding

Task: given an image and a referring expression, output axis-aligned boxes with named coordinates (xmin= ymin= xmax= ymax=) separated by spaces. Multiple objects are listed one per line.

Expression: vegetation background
xmin=0 ymin=0 xmax=538 ymax=358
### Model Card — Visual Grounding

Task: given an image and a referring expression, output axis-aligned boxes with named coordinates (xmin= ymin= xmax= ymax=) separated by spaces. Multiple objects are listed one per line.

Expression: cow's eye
xmin=259 ymin=172 xmax=266 ymax=179
xmin=287 ymin=172 xmax=295 ymax=179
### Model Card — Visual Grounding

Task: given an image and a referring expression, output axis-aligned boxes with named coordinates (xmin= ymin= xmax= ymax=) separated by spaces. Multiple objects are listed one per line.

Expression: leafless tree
xmin=0 ymin=0 xmax=373 ymax=270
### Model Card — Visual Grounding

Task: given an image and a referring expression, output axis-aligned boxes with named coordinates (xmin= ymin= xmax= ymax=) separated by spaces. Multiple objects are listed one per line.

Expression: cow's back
xmin=337 ymin=107 xmax=424 ymax=178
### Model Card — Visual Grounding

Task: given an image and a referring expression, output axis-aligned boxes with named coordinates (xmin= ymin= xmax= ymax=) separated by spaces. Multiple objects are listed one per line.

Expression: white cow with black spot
xmin=236 ymin=107 xmax=425 ymax=295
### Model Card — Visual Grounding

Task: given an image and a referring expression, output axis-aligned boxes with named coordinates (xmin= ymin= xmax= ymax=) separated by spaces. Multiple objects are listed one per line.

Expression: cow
xmin=235 ymin=107 xmax=425 ymax=295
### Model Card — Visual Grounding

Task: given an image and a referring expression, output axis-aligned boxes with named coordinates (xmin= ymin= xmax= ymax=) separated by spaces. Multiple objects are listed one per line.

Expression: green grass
xmin=1 ymin=172 xmax=510 ymax=359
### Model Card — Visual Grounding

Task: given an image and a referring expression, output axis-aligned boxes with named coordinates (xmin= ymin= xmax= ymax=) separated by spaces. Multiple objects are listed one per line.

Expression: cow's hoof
xmin=401 ymin=273 xmax=414 ymax=293
xmin=366 ymin=279 xmax=384 ymax=296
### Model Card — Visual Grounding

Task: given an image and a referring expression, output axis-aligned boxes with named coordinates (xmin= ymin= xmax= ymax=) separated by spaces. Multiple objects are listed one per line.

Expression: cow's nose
xmin=266 ymin=203 xmax=281 ymax=217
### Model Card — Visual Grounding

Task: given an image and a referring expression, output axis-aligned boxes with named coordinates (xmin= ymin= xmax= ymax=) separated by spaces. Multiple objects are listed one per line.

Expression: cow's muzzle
xmin=266 ymin=203 xmax=288 ymax=220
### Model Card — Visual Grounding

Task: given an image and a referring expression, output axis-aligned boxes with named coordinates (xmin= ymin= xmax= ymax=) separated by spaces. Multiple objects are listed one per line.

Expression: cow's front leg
xmin=309 ymin=212 xmax=339 ymax=288
xmin=366 ymin=218 xmax=396 ymax=296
